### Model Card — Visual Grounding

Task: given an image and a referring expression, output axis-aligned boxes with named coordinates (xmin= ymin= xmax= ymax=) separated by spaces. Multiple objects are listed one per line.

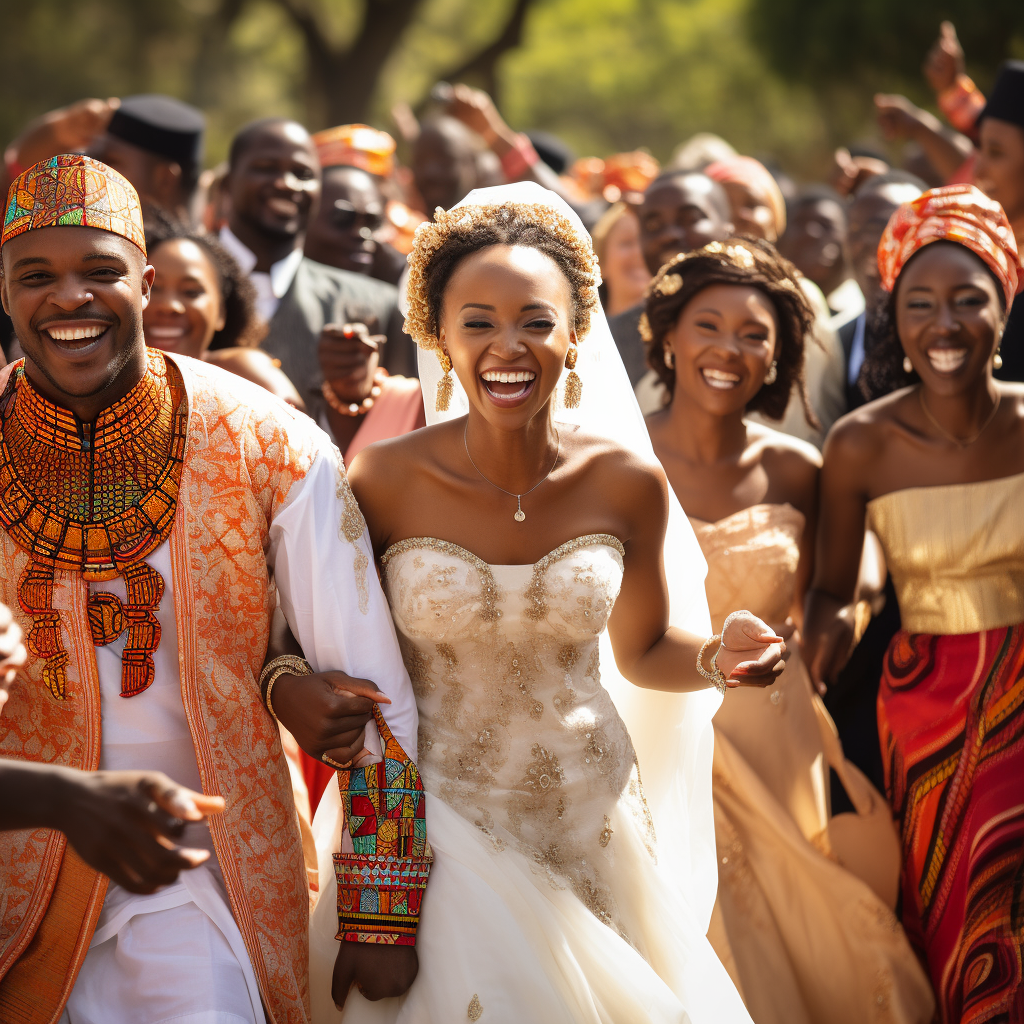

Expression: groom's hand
xmin=271 ymin=671 xmax=387 ymax=766
xmin=332 ymin=943 xmax=418 ymax=1007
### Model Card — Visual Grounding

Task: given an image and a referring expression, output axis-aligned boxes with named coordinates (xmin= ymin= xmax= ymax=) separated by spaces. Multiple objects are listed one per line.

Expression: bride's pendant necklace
xmin=464 ymin=424 xmax=560 ymax=523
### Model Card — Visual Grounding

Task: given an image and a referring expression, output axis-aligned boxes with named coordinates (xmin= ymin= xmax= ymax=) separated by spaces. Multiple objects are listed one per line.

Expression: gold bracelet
xmin=696 ymin=634 xmax=728 ymax=696
xmin=259 ymin=654 xmax=312 ymax=722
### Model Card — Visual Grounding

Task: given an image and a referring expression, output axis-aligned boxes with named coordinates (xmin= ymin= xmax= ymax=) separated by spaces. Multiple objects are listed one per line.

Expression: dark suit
xmin=837 ymin=313 xmax=866 ymax=411
xmin=607 ymin=303 xmax=651 ymax=387
xmin=260 ymin=257 xmax=417 ymax=421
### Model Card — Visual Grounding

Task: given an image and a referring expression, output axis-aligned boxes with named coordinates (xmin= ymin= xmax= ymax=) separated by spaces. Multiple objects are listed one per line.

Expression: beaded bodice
xmin=380 ymin=534 xmax=654 ymax=930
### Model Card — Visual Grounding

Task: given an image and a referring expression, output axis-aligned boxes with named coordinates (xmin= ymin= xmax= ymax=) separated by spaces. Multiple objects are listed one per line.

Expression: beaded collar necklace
xmin=0 ymin=349 xmax=188 ymax=700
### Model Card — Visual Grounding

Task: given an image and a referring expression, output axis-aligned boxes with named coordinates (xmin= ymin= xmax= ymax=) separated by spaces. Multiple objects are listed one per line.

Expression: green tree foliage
xmin=746 ymin=0 xmax=1024 ymax=93
xmin=0 ymin=0 xmax=970 ymax=179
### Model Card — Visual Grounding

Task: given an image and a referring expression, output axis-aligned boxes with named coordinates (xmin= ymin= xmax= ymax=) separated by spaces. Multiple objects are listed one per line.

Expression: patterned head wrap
xmin=705 ymin=156 xmax=787 ymax=237
xmin=877 ymin=184 xmax=1021 ymax=309
xmin=312 ymin=124 xmax=396 ymax=177
xmin=2 ymin=154 xmax=147 ymax=256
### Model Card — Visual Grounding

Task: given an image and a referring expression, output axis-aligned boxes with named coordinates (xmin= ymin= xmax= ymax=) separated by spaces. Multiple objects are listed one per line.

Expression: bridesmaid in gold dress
xmin=805 ymin=185 xmax=1024 ymax=1024
xmin=644 ymin=237 xmax=935 ymax=1024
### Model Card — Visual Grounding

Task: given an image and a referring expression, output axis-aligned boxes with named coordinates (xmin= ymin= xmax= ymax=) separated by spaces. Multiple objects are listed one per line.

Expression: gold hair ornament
xmin=403 ymin=202 xmax=600 ymax=353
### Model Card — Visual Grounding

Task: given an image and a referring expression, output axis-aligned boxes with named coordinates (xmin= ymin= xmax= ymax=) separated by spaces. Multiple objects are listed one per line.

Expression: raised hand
xmin=716 ymin=610 xmax=786 ymax=687
xmin=332 ymin=943 xmax=419 ymax=1009
xmin=924 ymin=22 xmax=965 ymax=94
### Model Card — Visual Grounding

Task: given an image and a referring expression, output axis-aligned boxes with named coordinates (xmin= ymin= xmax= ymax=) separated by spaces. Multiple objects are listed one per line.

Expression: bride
xmin=309 ymin=183 xmax=785 ymax=1023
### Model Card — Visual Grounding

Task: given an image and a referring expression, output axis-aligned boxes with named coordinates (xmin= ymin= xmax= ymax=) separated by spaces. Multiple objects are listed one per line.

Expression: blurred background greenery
xmin=3 ymin=0 xmax=1022 ymax=178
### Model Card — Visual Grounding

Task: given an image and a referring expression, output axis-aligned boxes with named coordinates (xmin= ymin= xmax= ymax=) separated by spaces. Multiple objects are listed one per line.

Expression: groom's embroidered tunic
xmin=0 ymin=350 xmax=423 ymax=1023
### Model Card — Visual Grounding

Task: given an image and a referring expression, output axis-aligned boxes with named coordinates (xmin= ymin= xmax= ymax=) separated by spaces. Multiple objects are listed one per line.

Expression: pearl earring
xmin=663 ymin=347 xmax=675 ymax=369
xmin=764 ymin=361 xmax=778 ymax=385
xmin=903 ymin=356 xmax=913 ymax=374
xmin=994 ymin=350 xmax=1003 ymax=370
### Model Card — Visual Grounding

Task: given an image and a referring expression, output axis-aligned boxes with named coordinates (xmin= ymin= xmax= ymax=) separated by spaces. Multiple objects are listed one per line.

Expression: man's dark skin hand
xmin=0 ymin=763 xmax=224 ymax=893
xmin=264 ymin=608 xmax=389 ymax=766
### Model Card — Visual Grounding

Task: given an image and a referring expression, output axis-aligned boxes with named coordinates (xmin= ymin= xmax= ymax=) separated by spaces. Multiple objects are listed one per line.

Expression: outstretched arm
xmin=608 ymin=462 xmax=785 ymax=693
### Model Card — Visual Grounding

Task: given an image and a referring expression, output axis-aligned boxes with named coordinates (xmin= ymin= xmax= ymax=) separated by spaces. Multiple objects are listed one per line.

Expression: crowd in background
xmin=1 ymin=17 xmax=1023 ymax=1024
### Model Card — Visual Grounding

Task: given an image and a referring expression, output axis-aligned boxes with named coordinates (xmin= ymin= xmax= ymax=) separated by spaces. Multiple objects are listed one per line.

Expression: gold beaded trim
xmin=403 ymin=201 xmax=600 ymax=352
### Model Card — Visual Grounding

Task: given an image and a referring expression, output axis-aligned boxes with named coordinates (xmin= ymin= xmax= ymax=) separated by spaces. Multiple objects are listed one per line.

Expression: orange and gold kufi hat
xmin=312 ymin=123 xmax=396 ymax=178
xmin=3 ymin=154 xmax=147 ymax=256
xmin=877 ymin=183 xmax=1020 ymax=309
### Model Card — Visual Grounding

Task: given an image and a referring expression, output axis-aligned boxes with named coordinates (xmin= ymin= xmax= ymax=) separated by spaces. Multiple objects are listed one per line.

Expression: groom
xmin=0 ymin=155 xmax=423 ymax=1022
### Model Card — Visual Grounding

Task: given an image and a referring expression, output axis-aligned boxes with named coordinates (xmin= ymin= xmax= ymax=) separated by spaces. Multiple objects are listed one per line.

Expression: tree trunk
xmin=270 ymin=0 xmax=538 ymax=128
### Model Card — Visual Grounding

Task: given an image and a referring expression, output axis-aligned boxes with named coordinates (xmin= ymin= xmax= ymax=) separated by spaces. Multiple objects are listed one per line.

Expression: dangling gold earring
xmin=903 ymin=356 xmax=913 ymax=374
xmin=994 ymin=349 xmax=1003 ymax=370
xmin=564 ymin=344 xmax=582 ymax=409
xmin=436 ymin=348 xmax=453 ymax=412
xmin=764 ymin=360 xmax=778 ymax=385
xmin=663 ymin=347 xmax=675 ymax=369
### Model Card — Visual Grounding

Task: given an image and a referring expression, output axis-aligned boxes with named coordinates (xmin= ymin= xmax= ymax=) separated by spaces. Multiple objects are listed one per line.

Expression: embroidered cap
xmin=877 ymin=184 xmax=1021 ymax=309
xmin=2 ymin=154 xmax=147 ymax=256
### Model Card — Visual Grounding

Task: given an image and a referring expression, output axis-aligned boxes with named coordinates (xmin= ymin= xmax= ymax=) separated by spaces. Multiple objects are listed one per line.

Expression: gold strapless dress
xmin=867 ymin=471 xmax=1024 ymax=635
xmin=691 ymin=504 xmax=935 ymax=1024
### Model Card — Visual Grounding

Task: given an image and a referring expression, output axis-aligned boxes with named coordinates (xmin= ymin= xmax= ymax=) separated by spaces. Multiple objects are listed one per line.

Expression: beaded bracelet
xmin=696 ymin=634 xmax=728 ymax=696
xmin=259 ymin=654 xmax=312 ymax=722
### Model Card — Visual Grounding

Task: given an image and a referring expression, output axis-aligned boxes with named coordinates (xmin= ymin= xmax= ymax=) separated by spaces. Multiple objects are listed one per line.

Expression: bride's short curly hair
xmin=641 ymin=237 xmax=817 ymax=424
xmin=404 ymin=202 xmax=600 ymax=352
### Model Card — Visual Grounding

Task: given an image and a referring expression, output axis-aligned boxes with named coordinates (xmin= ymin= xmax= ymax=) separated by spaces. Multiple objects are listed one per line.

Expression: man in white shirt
xmin=220 ymin=119 xmax=418 ymax=408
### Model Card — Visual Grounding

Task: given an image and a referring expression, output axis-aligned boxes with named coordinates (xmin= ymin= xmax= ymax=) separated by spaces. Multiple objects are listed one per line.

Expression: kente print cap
xmin=2 ymin=154 xmax=147 ymax=256
xmin=877 ymin=183 xmax=1021 ymax=309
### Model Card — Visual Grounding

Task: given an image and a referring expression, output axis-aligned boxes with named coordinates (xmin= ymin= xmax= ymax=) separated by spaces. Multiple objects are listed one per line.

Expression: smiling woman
xmin=306 ymin=184 xmax=789 ymax=1023
xmin=141 ymin=222 xmax=304 ymax=409
xmin=643 ymin=237 xmax=933 ymax=1023
xmin=804 ymin=185 xmax=1024 ymax=1024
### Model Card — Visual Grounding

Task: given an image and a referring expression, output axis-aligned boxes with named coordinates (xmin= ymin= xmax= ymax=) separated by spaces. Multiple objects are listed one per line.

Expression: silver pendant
xmin=514 ymin=509 xmax=526 ymax=523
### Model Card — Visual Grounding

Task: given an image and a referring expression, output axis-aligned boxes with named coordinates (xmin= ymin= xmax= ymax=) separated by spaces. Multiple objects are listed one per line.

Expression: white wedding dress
xmin=309 ymin=183 xmax=750 ymax=1022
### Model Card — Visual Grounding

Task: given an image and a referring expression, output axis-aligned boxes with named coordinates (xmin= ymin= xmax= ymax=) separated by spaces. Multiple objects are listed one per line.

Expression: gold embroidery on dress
xmin=381 ymin=535 xmax=636 ymax=933
xmin=333 ymin=449 xmax=369 ymax=613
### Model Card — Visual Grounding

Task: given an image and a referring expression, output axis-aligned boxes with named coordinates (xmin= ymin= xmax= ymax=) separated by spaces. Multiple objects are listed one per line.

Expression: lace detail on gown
xmin=381 ymin=534 xmax=656 ymax=934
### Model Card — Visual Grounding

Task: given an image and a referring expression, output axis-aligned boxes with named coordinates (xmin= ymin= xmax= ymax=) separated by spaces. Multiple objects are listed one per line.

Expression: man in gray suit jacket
xmin=220 ymin=118 xmax=417 ymax=422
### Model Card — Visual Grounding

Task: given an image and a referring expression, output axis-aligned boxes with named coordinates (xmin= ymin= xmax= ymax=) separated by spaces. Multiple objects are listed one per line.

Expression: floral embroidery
xmin=381 ymin=535 xmax=638 ymax=935
xmin=333 ymin=448 xmax=369 ymax=614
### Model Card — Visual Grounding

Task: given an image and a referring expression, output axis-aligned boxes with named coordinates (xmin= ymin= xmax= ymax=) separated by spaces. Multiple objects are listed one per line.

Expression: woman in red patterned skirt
xmin=804 ymin=184 xmax=1024 ymax=1023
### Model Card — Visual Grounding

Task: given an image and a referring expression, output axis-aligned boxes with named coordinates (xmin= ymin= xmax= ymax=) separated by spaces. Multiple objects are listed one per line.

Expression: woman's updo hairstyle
xmin=404 ymin=202 xmax=600 ymax=352
xmin=641 ymin=237 xmax=816 ymax=422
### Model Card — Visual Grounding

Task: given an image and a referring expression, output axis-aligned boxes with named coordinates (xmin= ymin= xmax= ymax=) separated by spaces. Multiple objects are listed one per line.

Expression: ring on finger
xmin=322 ymin=753 xmax=353 ymax=771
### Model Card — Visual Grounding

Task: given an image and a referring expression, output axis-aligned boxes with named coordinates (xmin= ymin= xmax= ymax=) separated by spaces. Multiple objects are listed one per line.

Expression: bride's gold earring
xmin=436 ymin=348 xmax=454 ymax=412
xmin=564 ymin=344 xmax=582 ymax=409
xmin=903 ymin=356 xmax=913 ymax=374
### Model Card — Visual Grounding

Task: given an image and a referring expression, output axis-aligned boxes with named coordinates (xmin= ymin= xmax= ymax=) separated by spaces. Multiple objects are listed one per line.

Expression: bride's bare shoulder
xmin=347 ymin=420 xmax=460 ymax=505
xmin=562 ymin=426 xmax=669 ymax=507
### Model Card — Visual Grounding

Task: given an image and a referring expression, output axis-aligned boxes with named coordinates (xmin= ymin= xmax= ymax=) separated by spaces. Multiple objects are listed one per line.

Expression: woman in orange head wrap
xmin=805 ymin=184 xmax=1024 ymax=1024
